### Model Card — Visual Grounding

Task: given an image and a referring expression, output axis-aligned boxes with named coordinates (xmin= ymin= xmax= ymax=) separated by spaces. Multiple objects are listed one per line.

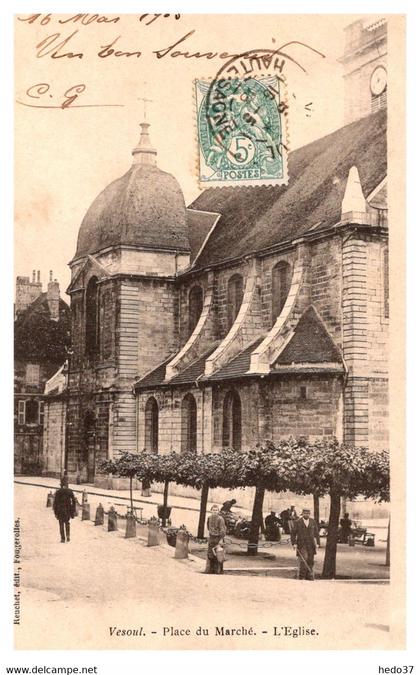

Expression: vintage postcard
xmin=12 ymin=12 xmax=405 ymax=653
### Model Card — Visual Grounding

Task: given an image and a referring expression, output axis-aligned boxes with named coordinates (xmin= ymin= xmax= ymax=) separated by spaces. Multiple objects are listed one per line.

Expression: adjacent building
xmin=14 ymin=272 xmax=70 ymax=475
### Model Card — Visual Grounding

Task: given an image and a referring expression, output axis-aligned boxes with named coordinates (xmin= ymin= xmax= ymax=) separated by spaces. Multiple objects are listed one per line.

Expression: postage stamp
xmin=195 ymin=75 xmax=288 ymax=188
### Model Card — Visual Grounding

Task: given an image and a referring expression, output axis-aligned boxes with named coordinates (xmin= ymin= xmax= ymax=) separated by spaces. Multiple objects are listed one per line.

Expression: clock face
xmin=370 ymin=66 xmax=387 ymax=96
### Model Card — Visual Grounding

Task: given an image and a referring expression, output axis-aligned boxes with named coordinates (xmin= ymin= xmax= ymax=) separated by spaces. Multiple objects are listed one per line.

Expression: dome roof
xmin=75 ymin=124 xmax=190 ymax=259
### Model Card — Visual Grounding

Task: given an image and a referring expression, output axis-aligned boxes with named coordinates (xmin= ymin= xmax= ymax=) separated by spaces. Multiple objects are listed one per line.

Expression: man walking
xmin=53 ymin=477 xmax=77 ymax=543
xmin=291 ymin=508 xmax=320 ymax=580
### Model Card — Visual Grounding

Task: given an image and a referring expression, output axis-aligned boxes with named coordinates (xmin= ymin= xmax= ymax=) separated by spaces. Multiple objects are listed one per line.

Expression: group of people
xmin=206 ymin=502 xmax=321 ymax=580
xmin=51 ymin=476 xmax=347 ymax=582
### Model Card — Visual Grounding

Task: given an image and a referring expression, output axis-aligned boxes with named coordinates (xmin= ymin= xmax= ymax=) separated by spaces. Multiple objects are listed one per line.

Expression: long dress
xmin=206 ymin=514 xmax=227 ymax=574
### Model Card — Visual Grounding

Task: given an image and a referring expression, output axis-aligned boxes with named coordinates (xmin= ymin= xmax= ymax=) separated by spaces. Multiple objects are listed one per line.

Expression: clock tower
xmin=340 ymin=18 xmax=387 ymax=124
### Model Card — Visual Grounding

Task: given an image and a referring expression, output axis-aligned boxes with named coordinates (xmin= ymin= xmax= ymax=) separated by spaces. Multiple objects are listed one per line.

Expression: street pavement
xmin=13 ymin=482 xmax=402 ymax=650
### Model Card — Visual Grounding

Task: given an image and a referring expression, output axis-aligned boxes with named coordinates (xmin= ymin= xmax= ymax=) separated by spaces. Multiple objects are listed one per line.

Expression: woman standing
xmin=206 ymin=505 xmax=227 ymax=574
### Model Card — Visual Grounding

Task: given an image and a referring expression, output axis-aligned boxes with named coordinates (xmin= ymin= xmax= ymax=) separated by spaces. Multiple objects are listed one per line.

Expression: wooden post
xmin=385 ymin=518 xmax=390 ymax=567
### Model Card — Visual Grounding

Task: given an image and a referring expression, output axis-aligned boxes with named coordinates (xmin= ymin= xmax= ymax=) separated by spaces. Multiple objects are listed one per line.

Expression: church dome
xmin=75 ymin=123 xmax=190 ymax=259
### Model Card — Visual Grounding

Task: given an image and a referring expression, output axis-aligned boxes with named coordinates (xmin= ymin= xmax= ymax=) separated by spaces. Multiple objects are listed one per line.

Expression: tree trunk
xmin=162 ymin=480 xmax=169 ymax=527
xmin=322 ymin=491 xmax=341 ymax=578
xmin=129 ymin=475 xmax=134 ymax=514
xmin=385 ymin=519 xmax=390 ymax=567
xmin=197 ymin=483 xmax=209 ymax=539
xmin=313 ymin=493 xmax=320 ymax=527
xmin=247 ymin=486 xmax=265 ymax=556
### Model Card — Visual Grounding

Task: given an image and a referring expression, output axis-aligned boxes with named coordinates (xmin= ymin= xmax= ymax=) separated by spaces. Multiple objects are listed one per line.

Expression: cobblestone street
xmin=13 ymin=482 xmax=400 ymax=650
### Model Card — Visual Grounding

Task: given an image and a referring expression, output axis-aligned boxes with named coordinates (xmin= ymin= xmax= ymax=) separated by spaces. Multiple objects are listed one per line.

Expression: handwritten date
xmin=17 ymin=13 xmax=181 ymax=27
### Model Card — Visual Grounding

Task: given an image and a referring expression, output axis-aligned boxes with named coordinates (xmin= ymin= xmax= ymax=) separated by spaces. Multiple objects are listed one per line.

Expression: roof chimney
xmin=47 ymin=276 xmax=60 ymax=321
xmin=32 ymin=270 xmax=36 ymax=283
xmin=37 ymin=270 xmax=41 ymax=283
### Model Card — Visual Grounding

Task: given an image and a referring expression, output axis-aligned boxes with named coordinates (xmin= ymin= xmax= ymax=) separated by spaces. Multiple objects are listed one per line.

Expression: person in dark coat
xmin=206 ymin=505 xmax=227 ymax=574
xmin=291 ymin=508 xmax=320 ymax=580
xmin=339 ymin=513 xmax=352 ymax=543
xmin=53 ymin=477 xmax=77 ymax=543
xmin=220 ymin=499 xmax=236 ymax=513
xmin=280 ymin=505 xmax=298 ymax=534
xmin=264 ymin=511 xmax=282 ymax=541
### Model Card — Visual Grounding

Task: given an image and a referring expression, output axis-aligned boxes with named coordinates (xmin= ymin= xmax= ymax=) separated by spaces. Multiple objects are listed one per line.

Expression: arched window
xmin=227 ymin=274 xmax=244 ymax=330
xmin=99 ymin=287 xmax=113 ymax=360
xmin=145 ymin=397 xmax=159 ymax=453
xmin=85 ymin=276 xmax=99 ymax=358
xmin=271 ymin=261 xmax=292 ymax=324
xmin=181 ymin=393 xmax=197 ymax=453
xmin=188 ymin=285 xmax=203 ymax=335
xmin=222 ymin=389 xmax=242 ymax=450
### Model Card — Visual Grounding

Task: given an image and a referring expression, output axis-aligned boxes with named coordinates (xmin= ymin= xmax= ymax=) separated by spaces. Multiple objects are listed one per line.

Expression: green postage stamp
xmin=195 ymin=76 xmax=288 ymax=188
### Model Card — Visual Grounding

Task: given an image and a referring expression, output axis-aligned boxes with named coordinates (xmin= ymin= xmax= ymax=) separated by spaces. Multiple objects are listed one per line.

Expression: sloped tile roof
xmin=135 ymin=344 xmax=219 ymax=389
xmin=206 ymin=338 xmax=265 ymax=382
xmin=273 ymin=306 xmax=343 ymax=366
xmin=188 ymin=109 xmax=387 ymax=268
xmin=169 ymin=344 xmax=220 ymax=385
xmin=134 ymin=356 xmax=174 ymax=389
xmin=187 ymin=209 xmax=218 ymax=262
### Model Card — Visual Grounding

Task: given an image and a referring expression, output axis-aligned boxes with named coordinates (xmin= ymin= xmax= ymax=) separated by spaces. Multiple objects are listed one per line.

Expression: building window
xmin=39 ymin=401 xmax=45 ymax=426
xmin=271 ymin=261 xmax=292 ymax=324
xmin=25 ymin=399 xmax=39 ymax=425
xmin=25 ymin=363 xmax=40 ymax=386
xmin=188 ymin=285 xmax=204 ymax=335
xmin=181 ymin=393 xmax=197 ymax=453
xmin=85 ymin=276 xmax=99 ymax=358
xmin=145 ymin=397 xmax=159 ymax=453
xmin=222 ymin=389 xmax=242 ymax=450
xmin=227 ymin=274 xmax=244 ymax=330
xmin=383 ymin=247 xmax=389 ymax=319
xmin=18 ymin=400 xmax=25 ymax=425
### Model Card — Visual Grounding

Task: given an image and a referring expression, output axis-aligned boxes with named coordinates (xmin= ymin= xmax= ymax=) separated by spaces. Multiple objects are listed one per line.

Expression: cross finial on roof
xmin=137 ymin=82 xmax=153 ymax=121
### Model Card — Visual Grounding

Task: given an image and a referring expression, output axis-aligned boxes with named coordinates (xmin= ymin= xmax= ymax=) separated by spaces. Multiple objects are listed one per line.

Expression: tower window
xmin=188 ymin=285 xmax=203 ymax=335
xmin=272 ymin=261 xmax=292 ymax=325
xmin=222 ymin=389 xmax=242 ymax=451
xmin=227 ymin=274 xmax=244 ymax=330
xmin=145 ymin=397 xmax=159 ymax=453
xmin=85 ymin=276 xmax=99 ymax=358
xmin=181 ymin=393 xmax=197 ymax=453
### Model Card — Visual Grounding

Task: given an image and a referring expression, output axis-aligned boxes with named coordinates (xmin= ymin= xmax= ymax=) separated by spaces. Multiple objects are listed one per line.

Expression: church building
xmin=61 ymin=18 xmax=388 ymax=496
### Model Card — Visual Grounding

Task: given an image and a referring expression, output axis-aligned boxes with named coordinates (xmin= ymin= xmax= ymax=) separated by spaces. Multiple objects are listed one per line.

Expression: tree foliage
xmin=99 ymin=440 xmax=389 ymax=571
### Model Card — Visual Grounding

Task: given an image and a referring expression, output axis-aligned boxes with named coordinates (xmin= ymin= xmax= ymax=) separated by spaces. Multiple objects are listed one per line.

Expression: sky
xmin=14 ymin=13 xmax=367 ymax=295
